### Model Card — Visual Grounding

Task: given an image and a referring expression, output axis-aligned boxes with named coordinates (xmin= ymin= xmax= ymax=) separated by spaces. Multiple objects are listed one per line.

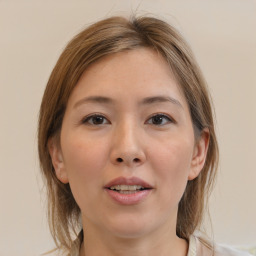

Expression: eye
xmin=146 ymin=114 xmax=174 ymax=126
xmin=82 ymin=114 xmax=110 ymax=125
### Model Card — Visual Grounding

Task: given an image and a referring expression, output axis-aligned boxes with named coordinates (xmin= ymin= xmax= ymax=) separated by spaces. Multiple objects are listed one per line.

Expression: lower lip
xmin=105 ymin=189 xmax=152 ymax=205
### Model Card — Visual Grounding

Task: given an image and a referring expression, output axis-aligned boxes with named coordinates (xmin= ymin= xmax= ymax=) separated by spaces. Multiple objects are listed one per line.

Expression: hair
xmin=38 ymin=15 xmax=219 ymax=253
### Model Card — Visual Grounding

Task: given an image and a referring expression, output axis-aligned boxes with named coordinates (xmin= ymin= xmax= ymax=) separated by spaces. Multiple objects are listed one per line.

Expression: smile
xmin=104 ymin=177 xmax=153 ymax=205
xmin=109 ymin=185 xmax=146 ymax=193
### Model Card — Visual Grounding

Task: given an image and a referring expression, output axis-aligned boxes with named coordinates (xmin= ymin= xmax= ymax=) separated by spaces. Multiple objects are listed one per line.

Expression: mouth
xmin=107 ymin=185 xmax=151 ymax=194
xmin=104 ymin=176 xmax=153 ymax=205
xmin=104 ymin=176 xmax=153 ymax=191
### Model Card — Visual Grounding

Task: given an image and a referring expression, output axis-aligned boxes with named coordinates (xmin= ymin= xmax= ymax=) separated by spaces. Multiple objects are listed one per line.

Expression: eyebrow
xmin=74 ymin=96 xmax=114 ymax=108
xmin=141 ymin=96 xmax=183 ymax=109
xmin=73 ymin=95 xmax=183 ymax=109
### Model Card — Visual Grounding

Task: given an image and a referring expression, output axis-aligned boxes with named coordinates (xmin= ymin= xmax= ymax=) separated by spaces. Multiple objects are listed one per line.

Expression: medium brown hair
xmin=38 ymin=15 xmax=218 ymax=253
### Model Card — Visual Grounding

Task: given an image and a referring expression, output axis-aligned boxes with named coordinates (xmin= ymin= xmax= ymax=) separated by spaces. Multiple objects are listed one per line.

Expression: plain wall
xmin=0 ymin=0 xmax=255 ymax=255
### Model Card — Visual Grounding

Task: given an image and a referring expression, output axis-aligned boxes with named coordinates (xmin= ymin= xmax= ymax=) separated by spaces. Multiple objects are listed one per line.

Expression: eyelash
xmin=82 ymin=114 xmax=109 ymax=125
xmin=81 ymin=113 xmax=175 ymax=126
xmin=147 ymin=113 xmax=174 ymax=126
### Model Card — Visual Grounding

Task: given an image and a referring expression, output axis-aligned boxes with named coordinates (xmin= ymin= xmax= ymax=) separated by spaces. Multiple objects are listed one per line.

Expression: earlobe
xmin=48 ymin=138 xmax=69 ymax=184
xmin=188 ymin=129 xmax=210 ymax=180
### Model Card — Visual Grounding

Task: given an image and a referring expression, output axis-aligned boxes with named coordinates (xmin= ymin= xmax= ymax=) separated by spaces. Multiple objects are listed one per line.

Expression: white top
xmin=189 ymin=235 xmax=252 ymax=256
xmin=69 ymin=232 xmax=252 ymax=256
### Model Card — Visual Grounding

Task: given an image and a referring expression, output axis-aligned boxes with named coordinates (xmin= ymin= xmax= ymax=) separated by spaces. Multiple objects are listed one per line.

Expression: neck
xmin=79 ymin=217 xmax=188 ymax=256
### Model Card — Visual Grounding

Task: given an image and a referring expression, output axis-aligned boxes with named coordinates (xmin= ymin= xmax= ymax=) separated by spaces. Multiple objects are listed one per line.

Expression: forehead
xmin=67 ymin=48 xmax=188 ymax=108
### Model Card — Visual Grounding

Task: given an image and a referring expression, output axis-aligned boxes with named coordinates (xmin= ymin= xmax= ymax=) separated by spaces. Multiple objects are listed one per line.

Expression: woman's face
xmin=50 ymin=48 xmax=208 ymax=239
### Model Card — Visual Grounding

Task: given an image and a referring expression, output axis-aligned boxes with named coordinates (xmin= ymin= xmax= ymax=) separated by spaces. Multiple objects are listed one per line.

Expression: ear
xmin=48 ymin=138 xmax=69 ymax=184
xmin=188 ymin=128 xmax=210 ymax=181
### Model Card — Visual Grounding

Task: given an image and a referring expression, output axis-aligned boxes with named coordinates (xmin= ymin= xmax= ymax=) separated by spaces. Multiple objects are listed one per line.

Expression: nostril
xmin=117 ymin=158 xmax=123 ymax=162
xmin=134 ymin=158 xmax=140 ymax=163
xmin=115 ymin=157 xmax=141 ymax=164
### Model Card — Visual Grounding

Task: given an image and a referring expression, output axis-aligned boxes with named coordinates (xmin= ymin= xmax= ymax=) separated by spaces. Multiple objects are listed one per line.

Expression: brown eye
xmin=147 ymin=114 xmax=173 ymax=126
xmin=82 ymin=115 xmax=109 ymax=125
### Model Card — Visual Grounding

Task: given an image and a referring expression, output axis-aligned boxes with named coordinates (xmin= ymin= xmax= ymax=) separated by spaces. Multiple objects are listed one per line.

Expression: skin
xmin=49 ymin=48 xmax=209 ymax=256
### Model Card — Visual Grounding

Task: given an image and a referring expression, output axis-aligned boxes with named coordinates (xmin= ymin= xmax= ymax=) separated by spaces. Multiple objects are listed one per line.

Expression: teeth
xmin=110 ymin=185 xmax=144 ymax=191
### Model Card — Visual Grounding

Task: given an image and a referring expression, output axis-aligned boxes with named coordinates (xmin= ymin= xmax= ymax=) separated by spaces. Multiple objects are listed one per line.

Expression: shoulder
xmin=214 ymin=244 xmax=253 ymax=256
xmin=191 ymin=235 xmax=253 ymax=256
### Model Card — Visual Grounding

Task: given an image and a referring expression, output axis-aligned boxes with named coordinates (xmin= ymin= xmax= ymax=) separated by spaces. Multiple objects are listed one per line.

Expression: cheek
xmin=63 ymin=138 xmax=106 ymax=174
xmin=150 ymin=137 xmax=194 ymax=201
xmin=61 ymin=133 xmax=109 ymax=204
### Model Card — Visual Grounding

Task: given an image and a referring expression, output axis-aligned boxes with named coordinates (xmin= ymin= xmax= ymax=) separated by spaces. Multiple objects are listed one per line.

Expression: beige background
xmin=0 ymin=0 xmax=255 ymax=255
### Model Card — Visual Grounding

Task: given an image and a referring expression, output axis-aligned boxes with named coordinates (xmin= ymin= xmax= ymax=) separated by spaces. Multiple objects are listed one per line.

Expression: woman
xmin=38 ymin=16 xmax=250 ymax=256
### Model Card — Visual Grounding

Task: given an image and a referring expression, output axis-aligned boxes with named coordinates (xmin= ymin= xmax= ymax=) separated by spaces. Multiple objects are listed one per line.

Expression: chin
xmin=110 ymin=226 xmax=151 ymax=239
xmin=103 ymin=212 xmax=155 ymax=239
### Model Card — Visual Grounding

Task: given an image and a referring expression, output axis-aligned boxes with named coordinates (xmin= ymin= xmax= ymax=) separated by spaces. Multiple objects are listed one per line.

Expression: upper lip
xmin=104 ymin=176 xmax=153 ymax=189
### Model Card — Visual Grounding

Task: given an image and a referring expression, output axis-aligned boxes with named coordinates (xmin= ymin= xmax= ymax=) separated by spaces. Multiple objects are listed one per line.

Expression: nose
xmin=110 ymin=122 xmax=146 ymax=167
